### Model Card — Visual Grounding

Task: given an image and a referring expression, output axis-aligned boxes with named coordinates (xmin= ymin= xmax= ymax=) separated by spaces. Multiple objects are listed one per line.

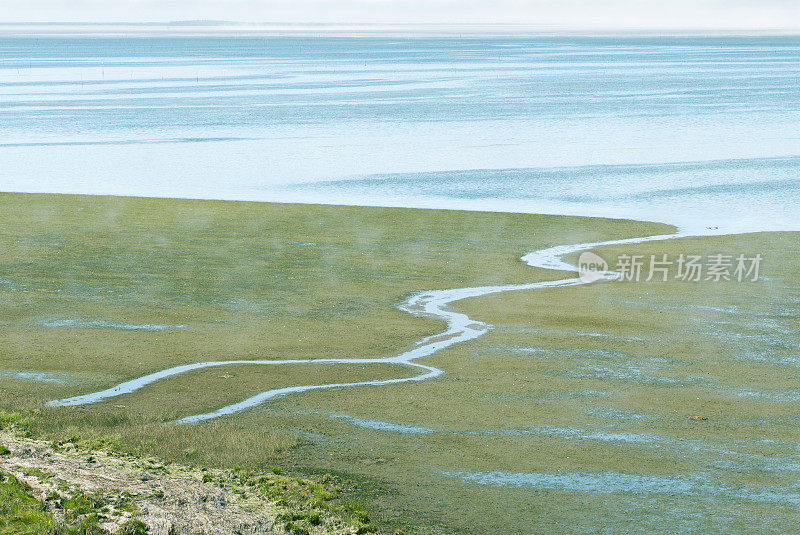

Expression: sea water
xmin=1 ymin=24 xmax=799 ymax=234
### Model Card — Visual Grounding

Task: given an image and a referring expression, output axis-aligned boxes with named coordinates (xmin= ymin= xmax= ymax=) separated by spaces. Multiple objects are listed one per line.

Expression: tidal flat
xmin=1 ymin=192 xmax=798 ymax=533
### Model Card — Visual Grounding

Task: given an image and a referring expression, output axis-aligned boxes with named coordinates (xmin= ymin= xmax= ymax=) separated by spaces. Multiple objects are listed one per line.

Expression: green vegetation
xmin=2 ymin=192 xmax=798 ymax=533
xmin=0 ymin=469 xmax=143 ymax=535
xmin=223 ymin=469 xmax=377 ymax=534
xmin=0 ymin=472 xmax=53 ymax=534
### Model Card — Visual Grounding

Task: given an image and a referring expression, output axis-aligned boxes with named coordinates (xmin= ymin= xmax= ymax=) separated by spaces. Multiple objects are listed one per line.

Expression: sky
xmin=0 ymin=0 xmax=799 ymax=29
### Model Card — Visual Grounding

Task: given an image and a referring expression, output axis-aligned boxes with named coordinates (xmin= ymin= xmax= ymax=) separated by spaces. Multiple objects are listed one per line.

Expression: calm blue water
xmin=1 ymin=25 xmax=799 ymax=233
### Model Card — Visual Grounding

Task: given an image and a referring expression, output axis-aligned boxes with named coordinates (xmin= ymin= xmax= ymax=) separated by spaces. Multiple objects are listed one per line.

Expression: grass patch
xmin=0 ymin=471 xmax=53 ymax=534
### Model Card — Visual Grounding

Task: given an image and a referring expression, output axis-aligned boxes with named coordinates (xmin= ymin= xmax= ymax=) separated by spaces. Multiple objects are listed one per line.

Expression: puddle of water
xmin=558 ymin=363 xmax=707 ymax=386
xmin=500 ymin=345 xmax=657 ymax=362
xmin=499 ymin=327 xmax=650 ymax=343
xmin=732 ymin=389 xmax=800 ymax=403
xmin=587 ymin=407 xmax=659 ymax=421
xmin=488 ymin=390 xmax=610 ymax=401
xmin=0 ymin=371 xmax=72 ymax=384
xmin=323 ymin=412 xmax=436 ymax=434
xmin=40 ymin=318 xmax=187 ymax=331
xmin=440 ymin=470 xmax=800 ymax=505
xmin=730 ymin=352 xmax=800 ymax=367
xmin=465 ymin=426 xmax=657 ymax=444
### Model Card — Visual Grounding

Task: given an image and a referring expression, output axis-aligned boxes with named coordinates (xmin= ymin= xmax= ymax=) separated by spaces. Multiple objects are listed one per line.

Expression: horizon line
xmin=2 ymin=21 xmax=800 ymax=32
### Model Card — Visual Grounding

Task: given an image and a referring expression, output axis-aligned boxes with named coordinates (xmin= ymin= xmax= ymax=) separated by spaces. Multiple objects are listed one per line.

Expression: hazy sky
xmin=1 ymin=0 xmax=799 ymax=29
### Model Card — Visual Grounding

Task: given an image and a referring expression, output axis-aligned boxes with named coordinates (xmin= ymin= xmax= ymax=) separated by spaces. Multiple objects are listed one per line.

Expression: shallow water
xmin=1 ymin=25 xmax=799 ymax=234
xmin=323 ymin=412 xmax=437 ymax=434
xmin=441 ymin=470 xmax=800 ymax=505
xmin=0 ymin=371 xmax=73 ymax=383
xmin=40 ymin=318 xmax=188 ymax=330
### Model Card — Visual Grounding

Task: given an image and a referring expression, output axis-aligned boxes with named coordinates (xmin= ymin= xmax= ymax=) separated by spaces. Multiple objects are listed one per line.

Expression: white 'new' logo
xmin=578 ymin=252 xmax=608 ymax=283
